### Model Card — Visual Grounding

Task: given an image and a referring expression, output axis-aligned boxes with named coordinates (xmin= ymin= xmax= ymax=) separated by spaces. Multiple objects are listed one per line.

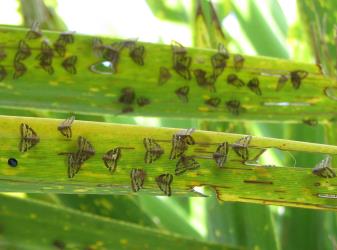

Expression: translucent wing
xmin=312 ymin=155 xmax=336 ymax=178
xmin=60 ymin=31 xmax=75 ymax=44
xmin=171 ymin=40 xmax=187 ymax=55
xmin=213 ymin=142 xmax=229 ymax=168
xmin=58 ymin=115 xmax=75 ymax=138
xmin=175 ymin=156 xmax=200 ymax=175
xmin=19 ymin=123 xmax=40 ymax=152
xmin=156 ymin=173 xmax=173 ymax=196
xmin=102 ymin=148 xmax=121 ymax=173
xmin=232 ymin=135 xmax=252 ymax=161
xmin=92 ymin=37 xmax=104 ymax=57
xmin=54 ymin=38 xmax=66 ymax=57
xmin=130 ymin=168 xmax=146 ymax=192
xmin=62 ymin=56 xmax=77 ymax=74
xmin=26 ymin=21 xmax=42 ymax=40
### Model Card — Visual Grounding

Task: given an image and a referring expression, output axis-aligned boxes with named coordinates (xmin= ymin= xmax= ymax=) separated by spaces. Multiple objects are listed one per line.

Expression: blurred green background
xmin=1 ymin=0 xmax=337 ymax=249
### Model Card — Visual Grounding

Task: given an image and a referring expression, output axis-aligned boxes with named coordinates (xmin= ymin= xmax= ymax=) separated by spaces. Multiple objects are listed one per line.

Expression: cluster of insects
xmin=0 ymin=22 xmax=78 ymax=81
xmin=12 ymin=114 xmax=337 ymax=199
xmin=118 ymin=87 xmax=150 ymax=114
xmin=92 ymin=37 xmax=145 ymax=73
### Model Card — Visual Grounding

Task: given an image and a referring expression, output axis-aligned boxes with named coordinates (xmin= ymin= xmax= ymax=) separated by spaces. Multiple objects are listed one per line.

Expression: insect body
xmin=57 ymin=115 xmax=75 ymax=139
xmin=15 ymin=40 xmax=31 ymax=61
xmin=175 ymin=86 xmax=189 ymax=103
xmin=247 ymin=78 xmax=262 ymax=96
xmin=227 ymin=74 xmax=244 ymax=88
xmin=62 ymin=56 xmax=77 ymax=74
xmin=19 ymin=123 xmax=40 ymax=152
xmin=213 ymin=142 xmax=229 ymax=168
xmin=130 ymin=168 xmax=146 ymax=192
xmin=205 ymin=97 xmax=221 ymax=107
xmin=232 ymin=135 xmax=252 ymax=161
xmin=211 ymin=43 xmax=229 ymax=77
xmin=102 ymin=148 xmax=121 ymax=173
xmin=175 ymin=155 xmax=200 ymax=175
xmin=143 ymin=138 xmax=164 ymax=164
xmin=26 ymin=21 xmax=42 ymax=40
xmin=290 ymin=70 xmax=308 ymax=89
xmin=158 ymin=67 xmax=171 ymax=85
xmin=226 ymin=100 xmax=242 ymax=115
xmin=312 ymin=155 xmax=336 ymax=178
xmin=193 ymin=69 xmax=217 ymax=92
xmin=169 ymin=128 xmax=195 ymax=160
xmin=156 ymin=173 xmax=173 ymax=196
xmin=129 ymin=45 xmax=145 ymax=65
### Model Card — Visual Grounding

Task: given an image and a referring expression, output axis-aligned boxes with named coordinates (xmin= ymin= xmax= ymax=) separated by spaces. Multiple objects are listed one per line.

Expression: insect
xmin=130 ymin=168 xmax=146 ymax=192
xmin=0 ymin=65 xmax=7 ymax=81
xmin=175 ymin=155 xmax=200 ymax=175
xmin=205 ymin=97 xmax=221 ymax=107
xmin=211 ymin=43 xmax=229 ymax=77
xmin=158 ymin=67 xmax=171 ymax=85
xmin=290 ymin=70 xmax=308 ymax=89
xmin=247 ymin=77 xmax=262 ymax=96
xmin=36 ymin=41 xmax=54 ymax=75
xmin=65 ymin=152 xmax=83 ymax=179
xmin=169 ymin=128 xmax=195 ymax=160
xmin=60 ymin=31 xmax=75 ymax=44
xmin=57 ymin=115 xmax=75 ymax=139
xmin=26 ymin=21 xmax=42 ymax=40
xmin=62 ymin=56 xmax=77 ymax=74
xmin=232 ymin=135 xmax=252 ymax=162
xmin=13 ymin=61 xmax=27 ymax=79
xmin=226 ymin=99 xmax=242 ymax=116
xmin=77 ymin=136 xmax=95 ymax=162
xmin=14 ymin=40 xmax=31 ymax=61
xmin=52 ymin=239 xmax=66 ymax=250
xmin=175 ymin=86 xmax=189 ymax=103
xmin=143 ymin=138 xmax=164 ymax=164
xmin=213 ymin=142 xmax=229 ymax=168
xmin=171 ymin=40 xmax=187 ymax=55
xmin=233 ymin=54 xmax=244 ymax=71
xmin=276 ymin=75 xmax=288 ymax=91
xmin=303 ymin=118 xmax=318 ymax=126
xmin=102 ymin=148 xmax=121 ymax=173
xmin=129 ymin=45 xmax=145 ymax=65
xmin=173 ymin=55 xmax=192 ymax=80
xmin=137 ymin=97 xmax=150 ymax=107
xmin=121 ymin=38 xmax=138 ymax=49
xmin=227 ymin=74 xmax=245 ymax=87
xmin=156 ymin=173 xmax=173 ymax=196
xmin=19 ymin=123 xmax=40 ymax=153
xmin=92 ymin=37 xmax=104 ymax=57
xmin=102 ymin=44 xmax=121 ymax=70
xmin=119 ymin=87 xmax=135 ymax=105
xmin=193 ymin=69 xmax=217 ymax=92
xmin=312 ymin=155 xmax=336 ymax=178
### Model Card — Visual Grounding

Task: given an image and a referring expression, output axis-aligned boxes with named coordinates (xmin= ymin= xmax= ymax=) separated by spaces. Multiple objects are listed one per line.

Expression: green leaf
xmin=0 ymin=194 xmax=236 ymax=250
xmin=0 ymin=25 xmax=334 ymax=123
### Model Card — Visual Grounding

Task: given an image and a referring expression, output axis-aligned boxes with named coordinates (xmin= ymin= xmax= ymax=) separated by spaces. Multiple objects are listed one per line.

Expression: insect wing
xmin=234 ymin=54 xmax=244 ymax=71
xmin=276 ymin=75 xmax=288 ymax=91
xmin=129 ymin=45 xmax=145 ymax=65
xmin=232 ymin=135 xmax=252 ymax=161
xmin=156 ymin=173 xmax=173 ymax=196
xmin=247 ymin=78 xmax=262 ymax=96
xmin=312 ymin=156 xmax=336 ymax=178
xmin=205 ymin=97 xmax=220 ymax=107
xmin=130 ymin=168 xmax=146 ymax=192
xmin=227 ymin=74 xmax=244 ymax=87
xmin=62 ymin=56 xmax=77 ymax=74
xmin=290 ymin=70 xmax=308 ymax=90
xmin=214 ymin=142 xmax=229 ymax=168
xmin=102 ymin=148 xmax=121 ymax=173
xmin=13 ymin=61 xmax=27 ymax=79
xmin=175 ymin=156 xmax=200 ymax=175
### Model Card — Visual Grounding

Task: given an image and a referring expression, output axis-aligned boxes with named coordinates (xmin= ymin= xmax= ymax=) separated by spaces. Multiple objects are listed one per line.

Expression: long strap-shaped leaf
xmin=0 ymin=195 xmax=236 ymax=250
xmin=1 ymin=115 xmax=337 ymax=211
xmin=0 ymin=25 xmax=336 ymax=123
